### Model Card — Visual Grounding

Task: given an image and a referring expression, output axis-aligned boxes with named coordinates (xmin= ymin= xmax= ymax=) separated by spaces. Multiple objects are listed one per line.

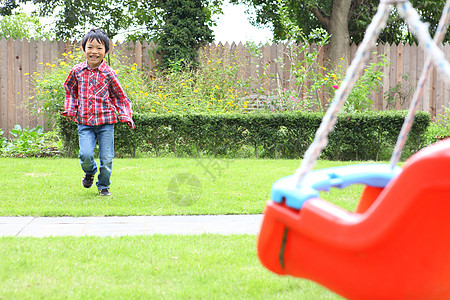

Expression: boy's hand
xmin=65 ymin=116 xmax=72 ymax=122
xmin=127 ymin=121 xmax=134 ymax=129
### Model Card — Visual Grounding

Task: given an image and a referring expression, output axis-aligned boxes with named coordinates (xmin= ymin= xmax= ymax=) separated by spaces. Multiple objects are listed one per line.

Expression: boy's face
xmin=83 ymin=38 xmax=107 ymax=69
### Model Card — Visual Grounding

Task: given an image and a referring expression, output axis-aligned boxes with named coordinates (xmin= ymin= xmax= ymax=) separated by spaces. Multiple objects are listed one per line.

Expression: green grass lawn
xmin=0 ymin=157 xmax=368 ymax=216
xmin=1 ymin=156 xmax=377 ymax=299
xmin=0 ymin=235 xmax=342 ymax=299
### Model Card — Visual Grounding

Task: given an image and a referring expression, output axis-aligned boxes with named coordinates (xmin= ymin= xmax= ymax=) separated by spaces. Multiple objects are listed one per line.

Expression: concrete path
xmin=0 ymin=215 xmax=264 ymax=237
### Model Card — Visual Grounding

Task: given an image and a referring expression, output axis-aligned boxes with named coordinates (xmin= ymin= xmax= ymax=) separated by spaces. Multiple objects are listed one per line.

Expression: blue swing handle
xmin=271 ymin=164 xmax=402 ymax=210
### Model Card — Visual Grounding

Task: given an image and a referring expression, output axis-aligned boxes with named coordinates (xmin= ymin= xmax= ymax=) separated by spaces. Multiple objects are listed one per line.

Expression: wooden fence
xmin=1 ymin=38 xmax=449 ymax=138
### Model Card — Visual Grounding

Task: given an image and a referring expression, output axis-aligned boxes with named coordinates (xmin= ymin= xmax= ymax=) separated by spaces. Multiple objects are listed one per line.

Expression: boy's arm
xmin=61 ymin=69 xmax=79 ymax=121
xmin=109 ymin=72 xmax=136 ymax=129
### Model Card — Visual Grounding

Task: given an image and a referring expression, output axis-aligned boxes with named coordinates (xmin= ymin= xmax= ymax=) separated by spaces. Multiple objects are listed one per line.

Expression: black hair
xmin=81 ymin=28 xmax=110 ymax=53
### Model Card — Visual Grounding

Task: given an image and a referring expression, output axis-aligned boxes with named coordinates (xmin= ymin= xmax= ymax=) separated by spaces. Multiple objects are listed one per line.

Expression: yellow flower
xmin=62 ymin=53 xmax=68 ymax=56
xmin=24 ymin=73 xmax=29 ymax=76
xmin=214 ymin=85 xmax=219 ymax=89
xmin=377 ymin=76 xmax=381 ymax=80
xmin=144 ymin=93 xmax=149 ymax=97
xmin=340 ymin=57 xmax=344 ymax=60
xmin=151 ymin=109 xmax=155 ymax=112
xmin=131 ymin=67 xmax=136 ymax=71
xmin=322 ymin=67 xmax=326 ymax=70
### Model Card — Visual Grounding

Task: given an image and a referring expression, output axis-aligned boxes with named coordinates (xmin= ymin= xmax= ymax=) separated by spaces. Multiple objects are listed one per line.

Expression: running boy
xmin=61 ymin=28 xmax=135 ymax=196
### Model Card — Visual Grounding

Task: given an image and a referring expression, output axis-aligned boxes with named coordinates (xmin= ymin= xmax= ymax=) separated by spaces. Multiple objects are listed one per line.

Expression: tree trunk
xmin=329 ymin=0 xmax=352 ymax=68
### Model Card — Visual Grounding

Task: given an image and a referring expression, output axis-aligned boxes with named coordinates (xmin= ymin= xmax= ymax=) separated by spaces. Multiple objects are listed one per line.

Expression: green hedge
xmin=57 ymin=111 xmax=430 ymax=161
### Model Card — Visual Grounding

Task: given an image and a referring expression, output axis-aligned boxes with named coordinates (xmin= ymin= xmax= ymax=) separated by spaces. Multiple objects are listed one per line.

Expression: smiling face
xmin=83 ymin=39 xmax=107 ymax=69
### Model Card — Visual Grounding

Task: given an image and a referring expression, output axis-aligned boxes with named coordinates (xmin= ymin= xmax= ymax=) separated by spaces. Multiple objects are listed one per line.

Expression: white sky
xmin=212 ymin=0 xmax=273 ymax=44
xmin=19 ymin=1 xmax=274 ymax=44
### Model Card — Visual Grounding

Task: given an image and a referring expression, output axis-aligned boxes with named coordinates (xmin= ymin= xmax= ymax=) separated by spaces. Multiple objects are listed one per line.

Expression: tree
xmin=0 ymin=0 xmax=19 ymax=15
xmin=21 ymin=0 xmax=138 ymax=40
xmin=0 ymin=12 xmax=52 ymax=39
xmin=1 ymin=0 xmax=220 ymax=68
xmin=155 ymin=0 xmax=214 ymax=69
xmin=232 ymin=0 xmax=449 ymax=67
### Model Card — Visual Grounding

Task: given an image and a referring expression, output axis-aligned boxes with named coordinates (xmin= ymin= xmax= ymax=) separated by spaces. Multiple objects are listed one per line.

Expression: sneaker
xmin=99 ymin=188 xmax=112 ymax=196
xmin=82 ymin=174 xmax=95 ymax=188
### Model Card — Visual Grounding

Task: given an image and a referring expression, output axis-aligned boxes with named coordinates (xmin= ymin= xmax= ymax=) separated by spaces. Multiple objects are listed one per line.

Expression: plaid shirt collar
xmin=79 ymin=60 xmax=108 ymax=72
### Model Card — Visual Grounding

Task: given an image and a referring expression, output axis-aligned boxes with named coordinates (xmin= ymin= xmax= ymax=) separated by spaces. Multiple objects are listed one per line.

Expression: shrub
xmin=57 ymin=110 xmax=430 ymax=161
xmin=28 ymin=44 xmax=253 ymax=122
xmin=0 ymin=125 xmax=61 ymax=157
xmin=423 ymin=106 xmax=450 ymax=145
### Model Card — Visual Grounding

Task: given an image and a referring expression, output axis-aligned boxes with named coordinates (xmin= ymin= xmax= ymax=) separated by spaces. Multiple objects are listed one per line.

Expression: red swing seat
xmin=257 ymin=139 xmax=450 ymax=299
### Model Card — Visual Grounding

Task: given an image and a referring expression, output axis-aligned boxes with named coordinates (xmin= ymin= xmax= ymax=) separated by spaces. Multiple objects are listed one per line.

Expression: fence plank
xmin=408 ymin=43 xmax=419 ymax=111
xmin=381 ymin=43 xmax=390 ymax=110
xmin=0 ymin=38 xmax=7 ymax=133
xmin=388 ymin=44 xmax=397 ymax=110
xmin=14 ymin=39 xmax=23 ymax=127
xmin=444 ymin=44 xmax=450 ymax=112
xmin=134 ymin=40 xmax=142 ymax=69
xmin=7 ymin=38 xmax=15 ymax=133
xmin=21 ymin=39 xmax=30 ymax=128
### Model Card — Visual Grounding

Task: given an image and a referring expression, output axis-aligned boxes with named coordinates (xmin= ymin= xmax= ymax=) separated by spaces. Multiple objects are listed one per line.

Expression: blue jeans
xmin=78 ymin=124 xmax=115 ymax=190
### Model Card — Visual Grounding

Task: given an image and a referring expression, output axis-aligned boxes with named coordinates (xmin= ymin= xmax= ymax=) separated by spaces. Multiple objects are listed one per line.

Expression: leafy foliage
xmin=424 ymin=106 xmax=450 ymax=146
xmin=155 ymin=0 xmax=214 ymax=69
xmin=16 ymin=0 xmax=139 ymax=40
xmin=3 ymin=0 xmax=219 ymax=68
xmin=0 ymin=12 xmax=52 ymax=39
xmin=246 ymin=30 xmax=389 ymax=114
xmin=28 ymin=44 xmax=254 ymax=123
xmin=0 ymin=125 xmax=61 ymax=157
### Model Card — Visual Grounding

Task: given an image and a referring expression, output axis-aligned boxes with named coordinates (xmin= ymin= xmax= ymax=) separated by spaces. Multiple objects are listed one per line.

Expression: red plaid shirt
xmin=62 ymin=60 xmax=135 ymax=129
